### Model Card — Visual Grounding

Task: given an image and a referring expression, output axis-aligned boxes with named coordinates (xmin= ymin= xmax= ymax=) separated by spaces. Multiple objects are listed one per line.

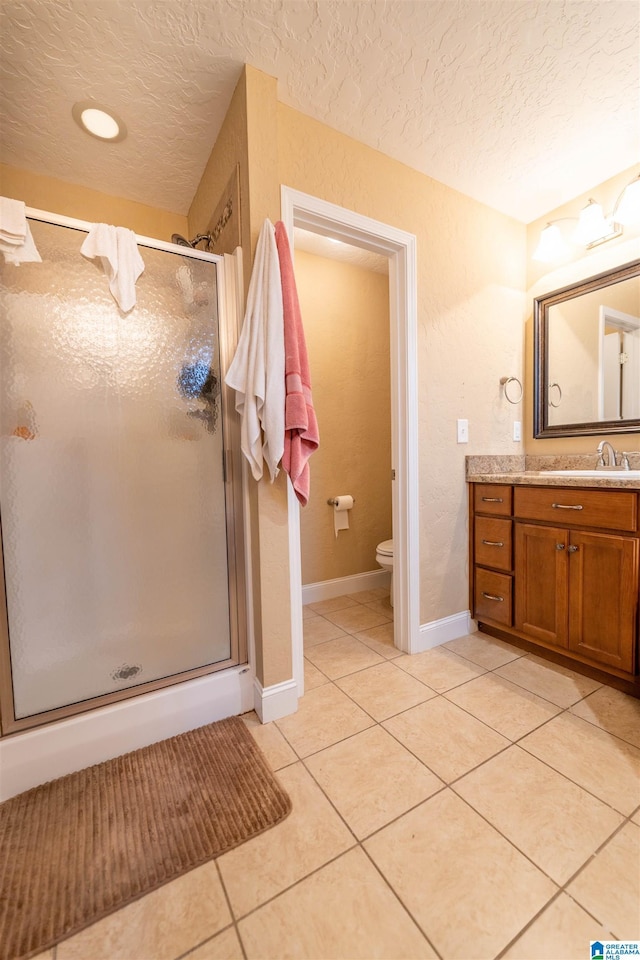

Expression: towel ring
xmin=548 ymin=382 xmax=562 ymax=408
xmin=500 ymin=376 xmax=523 ymax=405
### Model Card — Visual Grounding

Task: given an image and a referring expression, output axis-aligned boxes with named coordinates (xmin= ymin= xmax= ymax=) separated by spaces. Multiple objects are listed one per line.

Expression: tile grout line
xmin=359 ymin=842 xmax=445 ymax=960
xmin=214 ymin=858 xmax=249 ymax=960
xmin=492 ymin=814 xmax=633 ymax=960
xmin=241 ymin=636 xmax=636 ymax=955
xmin=492 ymin=887 xmax=569 ymax=960
xmin=271 ymin=670 xmax=453 ymax=955
xmin=439 ymin=686 xmax=640 ymax=819
xmin=303 ymin=611 xmax=637 ymax=814
xmin=277 ymin=663 xmax=553 ymax=958
xmin=212 ymin=842 xmax=361 ymax=929
xmin=274 ymin=681 xmax=569 ymax=960
xmin=183 ymin=666 xmax=414 ymax=960
xmin=263 ymin=678 xmax=446 ymax=959
xmin=301 ymin=610 xmax=627 ymax=815
xmin=173 ymin=921 xmax=241 ymax=960
xmin=439 ymin=644 xmax=639 ymax=753
xmin=262 ymin=601 xmax=637 ymax=956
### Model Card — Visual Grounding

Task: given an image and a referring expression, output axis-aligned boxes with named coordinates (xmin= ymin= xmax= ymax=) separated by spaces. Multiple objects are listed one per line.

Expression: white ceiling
xmin=294 ymin=228 xmax=388 ymax=274
xmin=1 ymin=1 xmax=638 ymax=224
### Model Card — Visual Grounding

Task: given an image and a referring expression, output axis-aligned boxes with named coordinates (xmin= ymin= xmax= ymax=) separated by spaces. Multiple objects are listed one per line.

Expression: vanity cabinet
xmin=470 ymin=482 xmax=640 ymax=689
xmin=514 ymin=523 xmax=568 ymax=649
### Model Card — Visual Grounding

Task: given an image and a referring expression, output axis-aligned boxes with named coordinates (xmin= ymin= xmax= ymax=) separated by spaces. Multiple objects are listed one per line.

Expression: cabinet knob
xmin=482 ymin=539 xmax=504 ymax=547
xmin=482 ymin=591 xmax=504 ymax=602
xmin=556 ymin=543 xmax=565 ymax=550
xmin=552 ymin=503 xmax=583 ymax=511
xmin=482 ymin=497 xmax=503 ymax=503
xmin=568 ymin=545 xmax=579 ymax=553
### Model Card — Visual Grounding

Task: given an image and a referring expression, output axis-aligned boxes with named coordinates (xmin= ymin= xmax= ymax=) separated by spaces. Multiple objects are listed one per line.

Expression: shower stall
xmin=0 ymin=212 xmax=250 ymax=780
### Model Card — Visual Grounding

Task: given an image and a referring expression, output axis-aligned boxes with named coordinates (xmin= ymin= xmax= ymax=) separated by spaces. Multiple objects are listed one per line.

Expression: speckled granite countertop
xmin=466 ymin=454 xmax=640 ymax=489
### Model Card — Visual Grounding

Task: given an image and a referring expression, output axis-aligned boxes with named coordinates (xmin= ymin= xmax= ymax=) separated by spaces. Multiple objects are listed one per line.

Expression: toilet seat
xmin=376 ymin=539 xmax=393 ymax=557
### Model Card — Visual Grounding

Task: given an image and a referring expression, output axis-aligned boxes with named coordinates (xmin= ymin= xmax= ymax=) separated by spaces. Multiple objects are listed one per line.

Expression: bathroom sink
xmin=541 ymin=469 xmax=640 ymax=478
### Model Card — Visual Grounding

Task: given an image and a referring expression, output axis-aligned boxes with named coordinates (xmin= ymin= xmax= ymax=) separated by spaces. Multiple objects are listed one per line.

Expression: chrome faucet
xmin=596 ymin=440 xmax=619 ymax=470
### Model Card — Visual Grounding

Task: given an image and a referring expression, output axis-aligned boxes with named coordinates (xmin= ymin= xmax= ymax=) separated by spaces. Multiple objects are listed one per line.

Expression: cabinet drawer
xmin=514 ymin=486 xmax=637 ymax=532
xmin=475 ymin=517 xmax=512 ymax=571
xmin=474 ymin=569 xmax=513 ymax=626
xmin=474 ymin=484 xmax=513 ymax=516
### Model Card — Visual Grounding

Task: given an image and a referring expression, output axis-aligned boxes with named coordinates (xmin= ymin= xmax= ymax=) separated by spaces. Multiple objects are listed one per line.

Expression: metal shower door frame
xmin=0 ymin=209 xmax=247 ymax=736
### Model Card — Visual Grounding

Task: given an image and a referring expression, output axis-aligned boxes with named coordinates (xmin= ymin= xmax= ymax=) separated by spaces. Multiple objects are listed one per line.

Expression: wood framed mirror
xmin=533 ymin=259 xmax=640 ymax=438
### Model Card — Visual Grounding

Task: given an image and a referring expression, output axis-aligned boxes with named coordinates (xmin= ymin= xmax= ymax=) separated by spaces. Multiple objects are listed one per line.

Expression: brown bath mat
xmin=0 ymin=716 xmax=291 ymax=960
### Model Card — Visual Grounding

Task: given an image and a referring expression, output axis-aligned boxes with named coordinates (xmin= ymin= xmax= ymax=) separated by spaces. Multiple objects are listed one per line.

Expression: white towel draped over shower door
xmin=0 ymin=196 xmax=42 ymax=264
xmin=224 ymin=218 xmax=285 ymax=482
xmin=80 ymin=223 xmax=145 ymax=312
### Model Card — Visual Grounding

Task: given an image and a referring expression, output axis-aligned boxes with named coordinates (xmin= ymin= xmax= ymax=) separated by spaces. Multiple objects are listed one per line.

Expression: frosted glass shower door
xmin=0 ymin=218 xmax=242 ymax=724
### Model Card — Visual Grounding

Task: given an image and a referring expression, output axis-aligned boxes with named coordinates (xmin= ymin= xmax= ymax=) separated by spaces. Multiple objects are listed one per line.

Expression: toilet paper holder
xmin=327 ymin=497 xmax=356 ymax=506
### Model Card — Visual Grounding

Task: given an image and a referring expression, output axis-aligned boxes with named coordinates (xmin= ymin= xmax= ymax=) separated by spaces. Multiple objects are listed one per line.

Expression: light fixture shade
xmin=72 ymin=101 xmax=127 ymax=142
xmin=615 ymin=176 xmax=640 ymax=225
xmin=532 ymin=224 xmax=568 ymax=262
xmin=573 ymin=200 xmax=610 ymax=245
xmin=81 ymin=108 xmax=119 ymax=139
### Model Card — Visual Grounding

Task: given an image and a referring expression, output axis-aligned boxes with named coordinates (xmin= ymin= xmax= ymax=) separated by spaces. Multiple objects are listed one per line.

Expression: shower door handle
xmin=223 ymin=449 xmax=232 ymax=484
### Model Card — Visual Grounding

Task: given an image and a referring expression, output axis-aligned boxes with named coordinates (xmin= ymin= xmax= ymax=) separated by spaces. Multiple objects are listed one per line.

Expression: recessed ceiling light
xmin=72 ymin=101 xmax=127 ymax=142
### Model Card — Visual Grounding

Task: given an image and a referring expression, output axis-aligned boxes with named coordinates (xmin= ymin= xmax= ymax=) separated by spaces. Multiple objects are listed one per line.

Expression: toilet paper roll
xmin=333 ymin=495 xmax=354 ymax=538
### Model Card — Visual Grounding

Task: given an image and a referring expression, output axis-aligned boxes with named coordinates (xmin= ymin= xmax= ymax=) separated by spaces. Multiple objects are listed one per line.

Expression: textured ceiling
xmin=295 ymin=228 xmax=388 ymax=274
xmin=1 ymin=1 xmax=638 ymax=223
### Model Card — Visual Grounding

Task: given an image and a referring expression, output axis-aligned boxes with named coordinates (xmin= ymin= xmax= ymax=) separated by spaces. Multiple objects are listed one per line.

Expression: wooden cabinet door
xmin=568 ymin=531 xmax=639 ymax=673
xmin=515 ymin=523 xmax=569 ymax=648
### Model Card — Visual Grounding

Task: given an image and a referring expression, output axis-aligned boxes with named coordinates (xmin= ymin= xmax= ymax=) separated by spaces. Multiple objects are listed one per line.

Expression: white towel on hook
xmin=0 ymin=197 xmax=26 ymax=243
xmin=0 ymin=197 xmax=42 ymax=264
xmin=225 ymin=218 xmax=285 ymax=481
xmin=80 ymin=223 xmax=144 ymax=312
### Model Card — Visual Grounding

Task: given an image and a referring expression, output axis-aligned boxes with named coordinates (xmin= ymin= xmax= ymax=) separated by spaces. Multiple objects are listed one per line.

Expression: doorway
xmin=599 ymin=305 xmax=640 ymax=420
xmin=280 ymin=187 xmax=419 ymax=696
xmin=294 ymin=231 xmax=391 ymax=607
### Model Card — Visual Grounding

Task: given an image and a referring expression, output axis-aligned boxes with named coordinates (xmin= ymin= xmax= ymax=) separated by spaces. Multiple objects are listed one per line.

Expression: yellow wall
xmin=189 ymin=66 xmax=291 ymax=688
xmin=0 ymin=163 xmax=186 ymax=240
xmin=277 ymin=102 xmax=527 ymax=624
xmin=295 ymin=250 xmax=392 ymax=584
xmin=525 ymin=165 xmax=640 ymax=453
xmin=244 ymin=69 xmax=293 ymax=689
xmin=188 ymin=71 xmax=251 ymax=288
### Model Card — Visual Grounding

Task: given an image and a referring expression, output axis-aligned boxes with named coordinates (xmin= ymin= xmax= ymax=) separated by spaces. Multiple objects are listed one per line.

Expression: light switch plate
xmin=513 ymin=420 xmax=521 ymax=441
xmin=457 ymin=419 xmax=469 ymax=443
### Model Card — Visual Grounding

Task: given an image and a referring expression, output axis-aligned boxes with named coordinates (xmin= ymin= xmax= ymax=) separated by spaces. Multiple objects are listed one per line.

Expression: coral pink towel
xmin=274 ymin=221 xmax=319 ymax=506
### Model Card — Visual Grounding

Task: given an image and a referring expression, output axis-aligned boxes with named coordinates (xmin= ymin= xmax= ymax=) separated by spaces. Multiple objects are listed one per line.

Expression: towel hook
xmin=548 ymin=382 xmax=562 ymax=408
xmin=500 ymin=376 xmax=523 ymax=404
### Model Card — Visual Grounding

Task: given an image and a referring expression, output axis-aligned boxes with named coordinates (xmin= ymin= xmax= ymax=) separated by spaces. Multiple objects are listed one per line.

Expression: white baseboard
xmin=254 ymin=677 xmax=299 ymax=723
xmin=0 ymin=665 xmax=254 ymax=802
xmin=416 ymin=610 xmax=474 ymax=652
xmin=302 ymin=569 xmax=390 ymax=605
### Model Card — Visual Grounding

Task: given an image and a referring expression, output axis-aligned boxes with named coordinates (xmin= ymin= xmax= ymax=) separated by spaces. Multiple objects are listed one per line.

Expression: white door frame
xmin=598 ymin=305 xmax=640 ymax=420
xmin=280 ymin=186 xmax=420 ymax=696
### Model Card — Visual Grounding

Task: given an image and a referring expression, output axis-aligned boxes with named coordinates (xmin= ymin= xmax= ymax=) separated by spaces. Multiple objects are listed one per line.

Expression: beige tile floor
xmin=49 ymin=588 xmax=640 ymax=960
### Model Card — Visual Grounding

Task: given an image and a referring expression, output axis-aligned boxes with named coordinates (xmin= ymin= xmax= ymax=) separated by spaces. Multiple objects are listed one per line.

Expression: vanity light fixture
xmin=573 ymin=199 xmax=620 ymax=247
xmin=72 ymin=101 xmax=127 ymax=142
xmin=613 ymin=173 xmax=640 ymax=225
xmin=532 ymin=171 xmax=640 ymax=262
xmin=532 ymin=222 xmax=572 ymax=262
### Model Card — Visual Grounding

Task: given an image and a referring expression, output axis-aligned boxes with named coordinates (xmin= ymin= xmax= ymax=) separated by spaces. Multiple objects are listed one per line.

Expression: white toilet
xmin=375 ymin=539 xmax=394 ymax=607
